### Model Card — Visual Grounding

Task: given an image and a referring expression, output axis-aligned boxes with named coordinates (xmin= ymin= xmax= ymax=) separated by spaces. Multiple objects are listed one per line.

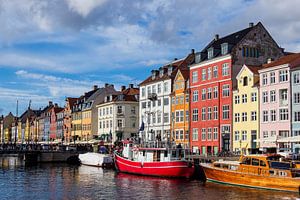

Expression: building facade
xmin=170 ymin=68 xmax=190 ymax=147
xmin=291 ymin=61 xmax=300 ymax=153
xmin=233 ymin=65 xmax=260 ymax=154
xmin=63 ymin=98 xmax=77 ymax=144
xmin=189 ymin=22 xmax=283 ymax=155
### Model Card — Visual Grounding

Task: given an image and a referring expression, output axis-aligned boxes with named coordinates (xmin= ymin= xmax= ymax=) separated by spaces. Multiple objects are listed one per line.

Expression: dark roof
xmin=19 ymin=108 xmax=41 ymax=123
xmin=262 ymin=53 xmax=300 ymax=69
xmin=178 ymin=67 xmax=189 ymax=80
xmin=246 ymin=65 xmax=262 ymax=75
xmin=122 ymin=87 xmax=139 ymax=95
xmin=66 ymin=97 xmax=78 ymax=108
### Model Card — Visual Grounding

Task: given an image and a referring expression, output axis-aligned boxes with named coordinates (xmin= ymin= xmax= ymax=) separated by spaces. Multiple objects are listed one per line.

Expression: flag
xmin=139 ymin=121 xmax=145 ymax=131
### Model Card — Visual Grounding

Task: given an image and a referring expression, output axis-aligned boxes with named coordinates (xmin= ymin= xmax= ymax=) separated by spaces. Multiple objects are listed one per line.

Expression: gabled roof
xmin=66 ymin=97 xmax=78 ymax=108
xmin=122 ymin=87 xmax=139 ymax=95
xmin=236 ymin=64 xmax=262 ymax=79
xmin=262 ymin=53 xmax=300 ymax=69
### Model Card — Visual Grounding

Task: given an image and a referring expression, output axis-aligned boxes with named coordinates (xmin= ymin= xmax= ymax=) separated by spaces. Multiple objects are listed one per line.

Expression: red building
xmin=189 ymin=22 xmax=283 ymax=155
xmin=50 ymin=105 xmax=64 ymax=141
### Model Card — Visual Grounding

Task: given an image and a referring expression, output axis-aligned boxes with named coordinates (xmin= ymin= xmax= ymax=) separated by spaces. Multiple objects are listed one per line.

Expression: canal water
xmin=0 ymin=157 xmax=299 ymax=200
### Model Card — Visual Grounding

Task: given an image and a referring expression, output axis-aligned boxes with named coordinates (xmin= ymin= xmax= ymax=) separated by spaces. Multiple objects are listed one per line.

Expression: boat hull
xmin=201 ymin=163 xmax=300 ymax=192
xmin=79 ymin=152 xmax=113 ymax=167
xmin=114 ymin=153 xmax=194 ymax=178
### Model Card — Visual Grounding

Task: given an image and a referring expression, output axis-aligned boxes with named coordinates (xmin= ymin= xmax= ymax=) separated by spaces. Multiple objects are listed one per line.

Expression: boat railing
xmin=138 ymin=141 xmax=177 ymax=149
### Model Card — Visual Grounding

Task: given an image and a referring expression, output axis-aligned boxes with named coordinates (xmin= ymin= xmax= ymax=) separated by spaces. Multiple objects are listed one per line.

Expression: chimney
xmin=129 ymin=84 xmax=134 ymax=88
xmin=49 ymin=101 xmax=53 ymax=106
xmin=174 ymin=58 xmax=178 ymax=61
xmin=267 ymin=58 xmax=273 ymax=64
xmin=215 ymin=34 xmax=219 ymax=41
xmin=93 ymin=85 xmax=98 ymax=90
xmin=249 ymin=22 xmax=254 ymax=27
xmin=105 ymin=83 xmax=109 ymax=88
xmin=191 ymin=49 xmax=195 ymax=54
xmin=110 ymin=84 xmax=114 ymax=88
xmin=121 ymin=86 xmax=126 ymax=91
xmin=54 ymin=103 xmax=58 ymax=107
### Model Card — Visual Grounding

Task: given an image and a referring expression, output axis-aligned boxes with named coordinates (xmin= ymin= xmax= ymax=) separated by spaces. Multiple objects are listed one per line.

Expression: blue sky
xmin=0 ymin=0 xmax=300 ymax=116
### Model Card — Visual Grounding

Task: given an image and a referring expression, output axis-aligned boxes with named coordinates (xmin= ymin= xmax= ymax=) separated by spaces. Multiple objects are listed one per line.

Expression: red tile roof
xmin=262 ymin=53 xmax=300 ymax=69
xmin=246 ymin=65 xmax=262 ymax=75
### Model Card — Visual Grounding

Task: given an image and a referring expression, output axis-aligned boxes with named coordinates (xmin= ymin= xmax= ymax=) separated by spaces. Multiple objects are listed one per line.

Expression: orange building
xmin=171 ymin=68 xmax=190 ymax=147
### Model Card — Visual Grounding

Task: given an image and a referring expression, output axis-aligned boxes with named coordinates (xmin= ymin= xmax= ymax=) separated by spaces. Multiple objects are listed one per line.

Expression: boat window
xmin=269 ymin=170 xmax=276 ymax=176
xmin=279 ymin=171 xmax=287 ymax=177
xmin=260 ymin=160 xmax=266 ymax=167
xmin=172 ymin=150 xmax=176 ymax=158
xmin=252 ymin=158 xmax=259 ymax=166
xmin=164 ymin=150 xmax=168 ymax=157
xmin=143 ymin=151 xmax=145 ymax=156
xmin=241 ymin=157 xmax=251 ymax=165
xmin=214 ymin=163 xmax=221 ymax=168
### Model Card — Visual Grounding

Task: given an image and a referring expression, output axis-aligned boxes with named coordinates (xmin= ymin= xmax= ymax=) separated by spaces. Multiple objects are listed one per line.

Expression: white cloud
xmin=65 ymin=0 xmax=108 ymax=17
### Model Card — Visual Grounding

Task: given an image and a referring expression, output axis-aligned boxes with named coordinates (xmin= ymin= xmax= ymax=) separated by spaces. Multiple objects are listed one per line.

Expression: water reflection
xmin=0 ymin=160 xmax=298 ymax=200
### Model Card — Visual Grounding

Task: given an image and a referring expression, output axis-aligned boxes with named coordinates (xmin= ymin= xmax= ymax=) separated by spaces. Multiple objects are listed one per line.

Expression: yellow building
xmin=233 ymin=64 xmax=261 ymax=154
xmin=71 ymin=111 xmax=82 ymax=142
xmin=171 ymin=68 xmax=190 ymax=147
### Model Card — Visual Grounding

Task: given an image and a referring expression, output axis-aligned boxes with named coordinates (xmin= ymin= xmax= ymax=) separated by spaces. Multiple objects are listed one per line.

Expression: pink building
xmin=258 ymin=54 xmax=300 ymax=150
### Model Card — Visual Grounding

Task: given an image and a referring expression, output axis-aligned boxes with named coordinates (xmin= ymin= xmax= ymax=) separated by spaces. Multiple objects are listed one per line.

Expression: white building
xmin=139 ymin=52 xmax=195 ymax=142
xmin=97 ymin=85 xmax=139 ymax=143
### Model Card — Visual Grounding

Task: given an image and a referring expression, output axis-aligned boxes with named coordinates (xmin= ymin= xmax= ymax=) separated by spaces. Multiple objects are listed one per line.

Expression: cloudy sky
xmin=0 ymin=0 xmax=300 ymax=116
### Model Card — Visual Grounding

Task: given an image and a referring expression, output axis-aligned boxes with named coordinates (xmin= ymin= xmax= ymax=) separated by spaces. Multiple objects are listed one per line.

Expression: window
xmin=208 ymin=48 xmax=214 ymax=59
xmin=175 ymin=111 xmax=184 ymax=122
xmin=202 ymin=107 xmax=206 ymax=121
xmin=263 ymin=131 xmax=268 ymax=138
xmin=207 ymin=128 xmax=212 ymax=140
xmin=270 ymin=72 xmax=275 ymax=84
xmin=235 ymin=95 xmax=240 ymax=104
xmin=157 ymin=113 xmax=161 ymax=123
xmin=117 ymin=119 xmax=123 ymax=128
xmin=279 ymin=70 xmax=288 ymax=82
xmin=271 ymin=110 xmax=276 ymax=121
xmin=207 ymin=88 xmax=212 ymax=99
xmin=222 ymin=105 xmax=230 ymax=120
xmin=251 ymin=92 xmax=257 ymax=102
xmin=271 ymin=131 xmax=276 ymax=137
xmin=242 ymin=94 xmax=247 ymax=103
xmin=270 ymin=90 xmax=276 ymax=102
xmin=251 ymin=111 xmax=257 ymax=121
xmin=221 ymin=43 xmax=228 ymax=55
xmin=242 ymin=131 xmax=247 ymax=141
xmin=262 ymin=91 xmax=268 ymax=103
xmin=186 ymin=111 xmax=189 ymax=121
xmin=294 ymin=72 xmax=300 ymax=84
xmin=213 ymin=106 xmax=218 ymax=120
xmin=202 ymin=89 xmax=206 ymax=100
xmin=262 ymin=73 xmax=267 ymax=85
xmin=234 ymin=113 xmax=240 ymax=122
xmin=213 ymin=86 xmax=218 ymax=98
xmin=185 ymin=94 xmax=189 ymax=103
xmin=163 ymin=113 xmax=169 ymax=123
xmin=202 ymin=69 xmax=206 ymax=81
xmin=163 ymin=98 xmax=169 ymax=105
xmin=294 ymin=93 xmax=300 ymax=104
xmin=279 ymin=109 xmax=288 ymax=121
xmin=99 ymin=121 xmax=102 ymax=129
xmin=141 ymin=88 xmax=145 ymax=97
xmin=294 ymin=112 xmax=300 ymax=122
xmin=164 ymin=82 xmax=168 ymax=92
xmin=243 ymin=76 xmax=248 ymax=86
xmin=222 ymin=84 xmax=230 ymax=97
xmin=242 ymin=112 xmax=247 ymax=122
xmin=192 ymin=90 xmax=199 ymax=102
xmin=207 ymin=68 xmax=212 ymax=80
xmin=201 ymin=128 xmax=206 ymax=140
xmin=192 ymin=71 xmax=198 ymax=83
xmin=294 ymin=130 xmax=300 ymax=136
xmin=222 ymin=63 xmax=229 ymax=76
xmin=192 ymin=128 xmax=198 ymax=141
xmin=192 ymin=109 xmax=198 ymax=121
xmin=152 ymin=85 xmax=156 ymax=94
xmin=157 ymin=99 xmax=161 ymax=106
xmin=213 ymin=127 xmax=218 ymax=140
xmin=117 ymin=106 xmax=123 ymax=114
xmin=234 ymin=131 xmax=240 ymax=141
xmin=263 ymin=110 xmax=268 ymax=122
xmin=207 ymin=107 xmax=212 ymax=120
xmin=152 ymin=114 xmax=156 ymax=124
xmin=213 ymin=66 xmax=218 ymax=78
xmin=157 ymin=83 xmax=161 ymax=94
xmin=279 ymin=89 xmax=288 ymax=106
xmin=147 ymin=86 xmax=151 ymax=96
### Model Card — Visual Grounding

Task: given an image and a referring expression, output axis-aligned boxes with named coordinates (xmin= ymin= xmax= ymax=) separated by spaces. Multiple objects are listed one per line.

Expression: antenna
xmin=16 ymin=100 xmax=18 ymax=117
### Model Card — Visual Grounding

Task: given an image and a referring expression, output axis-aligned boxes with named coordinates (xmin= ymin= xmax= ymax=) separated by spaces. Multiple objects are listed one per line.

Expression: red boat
xmin=114 ymin=140 xmax=194 ymax=178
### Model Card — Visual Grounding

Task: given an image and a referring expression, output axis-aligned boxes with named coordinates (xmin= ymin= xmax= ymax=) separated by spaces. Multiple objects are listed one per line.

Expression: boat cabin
xmin=122 ymin=141 xmax=190 ymax=162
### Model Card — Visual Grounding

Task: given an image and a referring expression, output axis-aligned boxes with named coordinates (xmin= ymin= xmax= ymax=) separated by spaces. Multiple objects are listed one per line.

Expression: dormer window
xmin=208 ymin=47 xmax=214 ymax=59
xmin=221 ymin=43 xmax=228 ymax=55
xmin=243 ymin=76 xmax=248 ymax=86
xmin=159 ymin=67 xmax=164 ymax=77
xmin=195 ymin=53 xmax=201 ymax=63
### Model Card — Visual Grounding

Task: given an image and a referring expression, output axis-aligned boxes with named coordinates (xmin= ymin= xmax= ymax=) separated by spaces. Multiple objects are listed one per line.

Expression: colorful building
xmin=259 ymin=53 xmax=300 ymax=151
xmin=63 ymin=98 xmax=77 ymax=144
xmin=170 ymin=68 xmax=190 ymax=147
xmin=50 ymin=105 xmax=64 ymax=141
xmin=189 ymin=22 xmax=283 ymax=155
xmin=139 ymin=51 xmax=194 ymax=143
xmin=233 ymin=64 xmax=261 ymax=154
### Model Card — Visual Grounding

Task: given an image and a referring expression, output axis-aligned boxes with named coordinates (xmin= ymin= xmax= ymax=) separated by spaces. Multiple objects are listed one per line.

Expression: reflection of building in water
xmin=0 ymin=156 xmax=24 ymax=169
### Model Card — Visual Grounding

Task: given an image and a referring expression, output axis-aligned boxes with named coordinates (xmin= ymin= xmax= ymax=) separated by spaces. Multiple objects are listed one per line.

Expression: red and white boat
xmin=114 ymin=140 xmax=194 ymax=178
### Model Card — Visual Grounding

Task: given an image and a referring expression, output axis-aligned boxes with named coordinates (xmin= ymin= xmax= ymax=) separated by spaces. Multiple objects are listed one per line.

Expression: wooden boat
xmin=114 ymin=140 xmax=194 ymax=178
xmin=201 ymin=154 xmax=300 ymax=193
xmin=79 ymin=152 xmax=113 ymax=167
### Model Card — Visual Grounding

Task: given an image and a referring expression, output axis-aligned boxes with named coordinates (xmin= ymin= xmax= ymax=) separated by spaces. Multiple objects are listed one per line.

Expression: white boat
xmin=79 ymin=152 xmax=113 ymax=167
